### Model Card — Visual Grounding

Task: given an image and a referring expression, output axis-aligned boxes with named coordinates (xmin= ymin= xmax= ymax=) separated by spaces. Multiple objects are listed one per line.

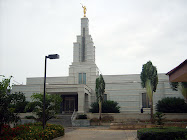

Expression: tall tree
xmin=0 ymin=76 xmax=20 ymax=134
xmin=29 ymin=93 xmax=62 ymax=124
xmin=140 ymin=61 xmax=158 ymax=123
xmin=95 ymin=74 xmax=105 ymax=123
xmin=170 ymin=82 xmax=187 ymax=103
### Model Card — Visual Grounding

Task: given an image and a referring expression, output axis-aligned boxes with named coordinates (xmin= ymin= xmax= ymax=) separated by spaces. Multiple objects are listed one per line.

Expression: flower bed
xmin=0 ymin=123 xmax=64 ymax=140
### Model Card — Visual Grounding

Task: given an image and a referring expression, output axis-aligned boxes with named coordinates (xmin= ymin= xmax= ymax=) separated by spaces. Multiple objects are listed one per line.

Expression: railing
xmin=71 ymin=109 xmax=77 ymax=121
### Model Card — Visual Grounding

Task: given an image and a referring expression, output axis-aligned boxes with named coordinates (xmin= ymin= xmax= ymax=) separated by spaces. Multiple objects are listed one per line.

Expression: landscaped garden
xmin=0 ymin=76 xmax=64 ymax=140
xmin=0 ymin=122 xmax=64 ymax=140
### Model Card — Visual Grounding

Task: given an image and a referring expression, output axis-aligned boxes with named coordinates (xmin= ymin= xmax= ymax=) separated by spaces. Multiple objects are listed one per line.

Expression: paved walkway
xmin=56 ymin=127 xmax=137 ymax=140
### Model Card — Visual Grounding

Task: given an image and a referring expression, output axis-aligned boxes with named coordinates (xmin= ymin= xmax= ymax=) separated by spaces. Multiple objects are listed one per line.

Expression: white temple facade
xmin=12 ymin=17 xmax=183 ymax=114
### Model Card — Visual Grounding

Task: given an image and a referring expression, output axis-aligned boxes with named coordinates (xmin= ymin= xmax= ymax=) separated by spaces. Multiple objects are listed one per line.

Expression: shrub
xmin=77 ymin=114 xmax=87 ymax=119
xmin=137 ymin=127 xmax=187 ymax=140
xmin=25 ymin=115 xmax=36 ymax=119
xmin=25 ymin=102 xmax=36 ymax=112
xmin=0 ymin=123 xmax=65 ymax=140
xmin=8 ymin=92 xmax=29 ymax=113
xmin=0 ymin=124 xmax=30 ymax=140
xmin=156 ymin=97 xmax=187 ymax=113
xmin=89 ymin=100 xmax=120 ymax=113
xmin=29 ymin=93 xmax=62 ymax=124
xmin=154 ymin=112 xmax=165 ymax=126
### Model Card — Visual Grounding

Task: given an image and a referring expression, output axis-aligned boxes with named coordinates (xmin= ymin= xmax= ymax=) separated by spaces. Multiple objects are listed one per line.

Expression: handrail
xmin=71 ymin=109 xmax=77 ymax=121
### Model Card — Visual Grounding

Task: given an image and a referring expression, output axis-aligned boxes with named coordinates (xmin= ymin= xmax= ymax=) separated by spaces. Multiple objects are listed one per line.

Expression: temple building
xmin=12 ymin=16 xmax=183 ymax=114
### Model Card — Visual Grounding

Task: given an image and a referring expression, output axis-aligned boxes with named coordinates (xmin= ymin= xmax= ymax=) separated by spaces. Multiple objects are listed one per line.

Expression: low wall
xmin=72 ymin=119 xmax=90 ymax=127
xmin=87 ymin=113 xmax=187 ymax=122
xmin=19 ymin=113 xmax=37 ymax=119
xmin=110 ymin=122 xmax=187 ymax=130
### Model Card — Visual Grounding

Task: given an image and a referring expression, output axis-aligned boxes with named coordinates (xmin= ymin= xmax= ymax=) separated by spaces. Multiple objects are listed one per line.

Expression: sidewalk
xmin=55 ymin=126 xmax=137 ymax=140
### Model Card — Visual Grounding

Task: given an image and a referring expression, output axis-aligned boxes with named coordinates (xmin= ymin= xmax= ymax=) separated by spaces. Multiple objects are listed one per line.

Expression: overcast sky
xmin=0 ymin=0 xmax=187 ymax=84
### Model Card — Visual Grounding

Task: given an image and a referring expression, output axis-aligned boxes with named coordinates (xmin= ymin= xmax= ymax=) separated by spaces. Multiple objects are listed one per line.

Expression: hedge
xmin=156 ymin=97 xmax=187 ymax=113
xmin=89 ymin=100 xmax=120 ymax=113
xmin=137 ymin=127 xmax=187 ymax=140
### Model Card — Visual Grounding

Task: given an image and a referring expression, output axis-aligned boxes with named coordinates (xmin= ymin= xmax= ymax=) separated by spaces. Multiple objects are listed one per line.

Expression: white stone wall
xmin=103 ymin=74 xmax=183 ymax=113
xmin=12 ymin=85 xmax=41 ymax=101
xmin=27 ymin=77 xmax=68 ymax=85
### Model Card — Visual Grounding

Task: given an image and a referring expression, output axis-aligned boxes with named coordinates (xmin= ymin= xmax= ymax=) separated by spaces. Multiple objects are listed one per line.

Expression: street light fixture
xmin=43 ymin=54 xmax=59 ymax=129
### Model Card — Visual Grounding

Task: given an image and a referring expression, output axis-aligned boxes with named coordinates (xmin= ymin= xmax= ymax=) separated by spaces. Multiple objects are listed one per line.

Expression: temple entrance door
xmin=64 ymin=97 xmax=75 ymax=113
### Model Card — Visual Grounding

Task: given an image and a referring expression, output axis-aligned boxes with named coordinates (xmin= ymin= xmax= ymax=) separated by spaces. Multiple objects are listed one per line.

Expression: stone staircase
xmin=48 ymin=114 xmax=72 ymax=127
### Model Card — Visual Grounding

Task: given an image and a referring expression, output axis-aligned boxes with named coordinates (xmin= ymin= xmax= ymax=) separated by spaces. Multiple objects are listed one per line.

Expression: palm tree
xmin=170 ymin=82 xmax=187 ymax=103
xmin=95 ymin=74 xmax=105 ymax=124
xmin=140 ymin=61 xmax=158 ymax=123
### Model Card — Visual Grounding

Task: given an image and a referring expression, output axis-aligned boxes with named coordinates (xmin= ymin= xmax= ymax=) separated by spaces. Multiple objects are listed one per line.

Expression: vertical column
xmin=88 ymin=93 xmax=92 ymax=110
xmin=78 ymin=88 xmax=85 ymax=113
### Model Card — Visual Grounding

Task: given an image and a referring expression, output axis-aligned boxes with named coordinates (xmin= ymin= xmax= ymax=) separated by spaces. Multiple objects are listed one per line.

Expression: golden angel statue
xmin=81 ymin=4 xmax=87 ymax=17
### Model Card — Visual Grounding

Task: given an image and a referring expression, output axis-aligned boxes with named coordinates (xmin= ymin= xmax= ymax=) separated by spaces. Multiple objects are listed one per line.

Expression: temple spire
xmin=80 ymin=4 xmax=87 ymax=17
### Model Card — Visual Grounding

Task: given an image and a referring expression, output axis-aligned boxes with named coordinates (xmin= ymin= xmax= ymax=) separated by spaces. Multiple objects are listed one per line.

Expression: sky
xmin=0 ymin=0 xmax=187 ymax=85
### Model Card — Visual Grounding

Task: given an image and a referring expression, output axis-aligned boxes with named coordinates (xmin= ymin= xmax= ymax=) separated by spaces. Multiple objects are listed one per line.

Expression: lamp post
xmin=43 ymin=54 xmax=59 ymax=129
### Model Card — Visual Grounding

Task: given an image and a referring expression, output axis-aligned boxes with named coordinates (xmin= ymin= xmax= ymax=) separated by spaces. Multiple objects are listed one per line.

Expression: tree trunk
xmin=99 ymin=101 xmax=102 ymax=125
xmin=150 ymin=100 xmax=154 ymax=123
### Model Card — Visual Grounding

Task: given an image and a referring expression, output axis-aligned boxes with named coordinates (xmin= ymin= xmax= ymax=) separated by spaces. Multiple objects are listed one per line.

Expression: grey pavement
xmin=55 ymin=127 xmax=137 ymax=140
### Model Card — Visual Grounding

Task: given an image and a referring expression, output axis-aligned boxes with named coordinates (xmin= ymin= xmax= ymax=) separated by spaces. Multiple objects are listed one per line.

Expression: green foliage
xmin=95 ymin=74 xmax=105 ymax=121
xmin=154 ymin=112 xmax=165 ymax=126
xmin=8 ymin=92 xmax=29 ymax=113
xmin=170 ymin=82 xmax=187 ymax=103
xmin=140 ymin=61 xmax=158 ymax=123
xmin=0 ymin=124 xmax=30 ymax=139
xmin=89 ymin=100 xmax=120 ymax=113
xmin=170 ymin=82 xmax=179 ymax=91
xmin=0 ymin=123 xmax=64 ymax=140
xmin=137 ymin=127 xmax=187 ymax=140
xmin=140 ymin=61 xmax=158 ymax=92
xmin=95 ymin=74 xmax=105 ymax=102
xmin=25 ymin=116 xmax=36 ymax=119
xmin=156 ymin=97 xmax=187 ymax=113
xmin=0 ymin=76 xmax=20 ymax=133
xmin=77 ymin=114 xmax=87 ymax=119
xmin=25 ymin=102 xmax=37 ymax=112
xmin=30 ymin=93 xmax=62 ymax=124
xmin=0 ymin=75 xmax=12 ymax=94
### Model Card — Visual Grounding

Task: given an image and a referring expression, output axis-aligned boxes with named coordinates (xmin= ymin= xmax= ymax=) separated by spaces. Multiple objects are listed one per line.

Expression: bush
xmin=154 ymin=112 xmax=165 ymax=126
xmin=137 ymin=127 xmax=187 ymax=140
xmin=25 ymin=115 xmax=36 ymax=119
xmin=77 ymin=114 xmax=87 ymax=119
xmin=8 ymin=92 xmax=29 ymax=113
xmin=0 ymin=124 xmax=30 ymax=140
xmin=0 ymin=123 xmax=65 ymax=140
xmin=156 ymin=97 xmax=187 ymax=113
xmin=89 ymin=100 xmax=120 ymax=113
xmin=25 ymin=102 xmax=36 ymax=112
